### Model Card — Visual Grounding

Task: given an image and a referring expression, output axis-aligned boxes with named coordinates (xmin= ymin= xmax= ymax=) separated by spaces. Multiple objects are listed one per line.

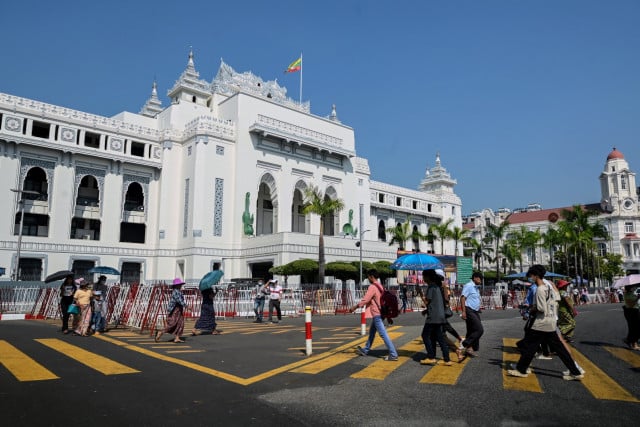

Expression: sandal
xmin=174 ymin=339 xmax=185 ymax=343
xmin=212 ymin=330 xmax=221 ymax=335
xmin=155 ymin=331 xmax=162 ymax=342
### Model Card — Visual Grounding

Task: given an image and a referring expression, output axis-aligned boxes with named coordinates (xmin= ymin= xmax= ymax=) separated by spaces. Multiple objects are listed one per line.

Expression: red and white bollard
xmin=305 ymin=306 xmax=312 ymax=356
xmin=360 ymin=309 xmax=366 ymax=336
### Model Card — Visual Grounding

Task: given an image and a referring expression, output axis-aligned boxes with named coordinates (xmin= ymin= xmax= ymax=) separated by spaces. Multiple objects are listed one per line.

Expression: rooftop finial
xmin=188 ymin=47 xmax=194 ymax=68
xmin=329 ymin=104 xmax=340 ymax=122
xmin=151 ymin=79 xmax=158 ymax=97
xmin=435 ymin=152 xmax=441 ymax=166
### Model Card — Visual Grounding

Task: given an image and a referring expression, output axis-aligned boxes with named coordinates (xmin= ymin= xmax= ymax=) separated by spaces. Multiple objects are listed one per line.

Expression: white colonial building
xmin=0 ymin=51 xmax=462 ymax=283
xmin=463 ymin=148 xmax=640 ymax=276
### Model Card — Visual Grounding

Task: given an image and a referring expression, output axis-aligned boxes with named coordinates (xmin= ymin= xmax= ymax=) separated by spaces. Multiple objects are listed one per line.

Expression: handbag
xmin=67 ymin=304 xmax=80 ymax=315
xmin=440 ymin=287 xmax=454 ymax=318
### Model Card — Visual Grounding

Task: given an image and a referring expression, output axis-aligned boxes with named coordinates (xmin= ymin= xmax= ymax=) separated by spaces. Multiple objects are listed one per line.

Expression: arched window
xmin=378 ymin=219 xmax=386 ymax=241
xmin=76 ymin=175 xmax=100 ymax=207
xmin=124 ymin=182 xmax=144 ymax=211
xmin=256 ymin=182 xmax=274 ymax=235
xmin=412 ymin=225 xmax=420 ymax=251
xmin=291 ymin=188 xmax=306 ymax=233
xmin=23 ymin=167 xmax=48 ymax=200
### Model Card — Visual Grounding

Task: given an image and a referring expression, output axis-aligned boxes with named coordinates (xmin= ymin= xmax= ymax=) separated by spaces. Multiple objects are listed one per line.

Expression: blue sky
xmin=1 ymin=1 xmax=639 ymax=214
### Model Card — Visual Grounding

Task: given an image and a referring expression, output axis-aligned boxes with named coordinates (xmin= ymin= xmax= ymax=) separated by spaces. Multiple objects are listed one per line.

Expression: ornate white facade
xmin=0 ymin=51 xmax=462 ymax=283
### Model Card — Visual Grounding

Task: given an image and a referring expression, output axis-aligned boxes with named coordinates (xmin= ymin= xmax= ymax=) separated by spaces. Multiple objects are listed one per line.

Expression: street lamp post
xmin=10 ymin=188 xmax=40 ymax=281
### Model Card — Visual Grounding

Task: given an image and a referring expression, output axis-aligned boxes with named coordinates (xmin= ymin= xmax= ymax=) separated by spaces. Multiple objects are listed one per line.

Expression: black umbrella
xmin=45 ymin=270 xmax=74 ymax=283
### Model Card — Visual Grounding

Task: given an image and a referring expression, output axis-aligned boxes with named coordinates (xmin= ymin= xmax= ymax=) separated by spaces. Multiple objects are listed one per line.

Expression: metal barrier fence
xmin=0 ymin=282 xmax=623 ymax=329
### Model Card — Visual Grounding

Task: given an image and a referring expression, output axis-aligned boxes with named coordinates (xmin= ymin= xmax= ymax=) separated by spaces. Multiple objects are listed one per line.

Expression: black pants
xmin=623 ymin=307 xmax=640 ymax=344
xmin=516 ymin=329 xmax=580 ymax=375
xmin=268 ymin=299 xmax=281 ymax=321
xmin=444 ymin=320 xmax=462 ymax=341
xmin=421 ymin=323 xmax=450 ymax=361
xmin=462 ymin=309 xmax=484 ymax=351
xmin=60 ymin=298 xmax=73 ymax=331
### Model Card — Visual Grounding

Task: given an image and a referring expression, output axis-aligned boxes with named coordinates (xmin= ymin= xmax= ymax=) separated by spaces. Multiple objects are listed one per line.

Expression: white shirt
xmin=269 ymin=284 xmax=282 ymax=300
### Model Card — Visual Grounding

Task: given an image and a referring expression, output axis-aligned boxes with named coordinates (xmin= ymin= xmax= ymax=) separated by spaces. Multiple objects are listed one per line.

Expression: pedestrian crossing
xmin=1 ymin=334 xmax=639 ymax=403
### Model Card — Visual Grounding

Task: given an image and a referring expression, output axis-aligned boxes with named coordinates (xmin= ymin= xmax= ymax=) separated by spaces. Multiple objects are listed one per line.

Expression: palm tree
xmin=386 ymin=218 xmax=413 ymax=251
xmin=429 ymin=218 xmax=454 ymax=255
xmin=467 ymin=237 xmax=494 ymax=271
xmin=485 ymin=221 xmax=510 ymax=281
xmin=302 ymin=185 xmax=344 ymax=285
xmin=541 ymin=226 xmax=562 ymax=272
xmin=450 ymin=226 xmax=469 ymax=256
xmin=560 ymin=205 xmax=600 ymax=284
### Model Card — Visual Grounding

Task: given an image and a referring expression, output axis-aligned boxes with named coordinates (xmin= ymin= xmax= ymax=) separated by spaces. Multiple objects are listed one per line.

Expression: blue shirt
xmin=462 ymin=281 xmax=481 ymax=311
xmin=524 ymin=284 xmax=537 ymax=306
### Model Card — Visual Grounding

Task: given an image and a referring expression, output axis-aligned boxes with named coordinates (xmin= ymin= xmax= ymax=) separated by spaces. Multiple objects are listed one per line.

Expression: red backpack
xmin=373 ymin=282 xmax=400 ymax=323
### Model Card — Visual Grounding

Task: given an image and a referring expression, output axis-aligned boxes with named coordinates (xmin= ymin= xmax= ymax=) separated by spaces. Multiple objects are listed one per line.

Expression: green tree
xmin=450 ymin=226 xmax=469 ymax=256
xmin=600 ymin=253 xmax=624 ymax=285
xmin=541 ymin=226 xmax=563 ymax=272
xmin=560 ymin=205 xmax=607 ymax=284
xmin=485 ymin=221 xmax=510 ymax=281
xmin=386 ymin=218 xmax=413 ymax=251
xmin=302 ymin=185 xmax=344 ymax=284
xmin=429 ymin=218 xmax=454 ymax=255
xmin=325 ymin=262 xmax=358 ymax=281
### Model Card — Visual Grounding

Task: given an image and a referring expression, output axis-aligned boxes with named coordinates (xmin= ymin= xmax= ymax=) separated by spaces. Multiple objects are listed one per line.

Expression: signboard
xmin=456 ymin=257 xmax=473 ymax=285
xmin=394 ymin=251 xmax=473 ymax=286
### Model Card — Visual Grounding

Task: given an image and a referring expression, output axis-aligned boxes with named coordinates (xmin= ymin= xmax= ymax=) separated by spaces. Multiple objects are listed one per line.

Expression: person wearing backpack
xmin=349 ymin=268 xmax=399 ymax=361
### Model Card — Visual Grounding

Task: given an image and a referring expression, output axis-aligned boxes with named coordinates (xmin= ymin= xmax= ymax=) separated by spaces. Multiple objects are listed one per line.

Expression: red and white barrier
xmin=360 ymin=310 xmax=366 ymax=336
xmin=305 ymin=306 xmax=312 ymax=356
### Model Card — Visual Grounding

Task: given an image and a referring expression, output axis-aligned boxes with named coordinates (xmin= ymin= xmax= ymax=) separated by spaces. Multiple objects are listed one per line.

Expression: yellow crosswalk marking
xmin=293 ymin=332 xmax=404 ymax=374
xmin=166 ymin=350 xmax=205 ymax=354
xmin=420 ymin=353 xmax=469 ymax=385
xmin=502 ymin=338 xmax=543 ymax=393
xmin=35 ymin=339 xmax=140 ymax=376
xmin=603 ymin=346 xmax=640 ymax=368
xmin=352 ymin=337 xmax=422 ymax=380
xmin=0 ymin=340 xmax=59 ymax=382
xmin=570 ymin=347 xmax=639 ymax=402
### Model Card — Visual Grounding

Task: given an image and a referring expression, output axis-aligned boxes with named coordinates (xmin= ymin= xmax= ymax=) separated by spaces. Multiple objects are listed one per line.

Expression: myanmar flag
xmin=285 ymin=57 xmax=301 ymax=73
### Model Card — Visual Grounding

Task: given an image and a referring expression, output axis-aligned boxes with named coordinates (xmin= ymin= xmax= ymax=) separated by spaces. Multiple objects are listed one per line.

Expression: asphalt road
xmin=1 ymin=303 xmax=639 ymax=426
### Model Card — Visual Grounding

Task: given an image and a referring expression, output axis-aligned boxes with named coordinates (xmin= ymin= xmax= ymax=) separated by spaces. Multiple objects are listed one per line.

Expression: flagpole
xmin=299 ymin=52 xmax=303 ymax=105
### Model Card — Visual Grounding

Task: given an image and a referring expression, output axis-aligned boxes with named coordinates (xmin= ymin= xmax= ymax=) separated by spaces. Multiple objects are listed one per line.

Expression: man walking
xmin=460 ymin=272 xmax=484 ymax=359
xmin=507 ymin=265 xmax=584 ymax=380
xmin=253 ymin=280 xmax=268 ymax=323
xmin=267 ymin=279 xmax=282 ymax=324
xmin=349 ymin=269 xmax=398 ymax=361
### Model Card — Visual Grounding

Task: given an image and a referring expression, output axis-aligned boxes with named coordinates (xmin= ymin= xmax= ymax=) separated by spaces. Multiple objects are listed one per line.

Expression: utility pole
xmin=10 ymin=188 xmax=40 ymax=280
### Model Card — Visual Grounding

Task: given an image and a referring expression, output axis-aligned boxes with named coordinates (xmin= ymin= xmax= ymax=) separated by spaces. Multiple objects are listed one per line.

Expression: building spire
xmin=140 ymin=79 xmax=163 ymax=117
xmin=188 ymin=46 xmax=195 ymax=69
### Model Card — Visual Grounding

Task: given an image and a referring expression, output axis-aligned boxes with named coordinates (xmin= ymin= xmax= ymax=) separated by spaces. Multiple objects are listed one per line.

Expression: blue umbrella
xmin=199 ymin=270 xmax=224 ymax=291
xmin=390 ymin=253 xmax=444 ymax=271
xmin=89 ymin=266 xmax=120 ymax=275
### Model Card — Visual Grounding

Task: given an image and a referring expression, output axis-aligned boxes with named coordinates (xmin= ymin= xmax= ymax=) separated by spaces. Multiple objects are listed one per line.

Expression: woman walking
xmin=556 ymin=280 xmax=576 ymax=343
xmin=419 ymin=269 xmax=451 ymax=366
xmin=192 ymin=287 xmax=221 ymax=335
xmin=73 ymin=279 xmax=92 ymax=336
xmin=156 ymin=278 xmax=187 ymax=343
xmin=622 ymin=285 xmax=640 ymax=350
xmin=59 ymin=274 xmax=77 ymax=334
